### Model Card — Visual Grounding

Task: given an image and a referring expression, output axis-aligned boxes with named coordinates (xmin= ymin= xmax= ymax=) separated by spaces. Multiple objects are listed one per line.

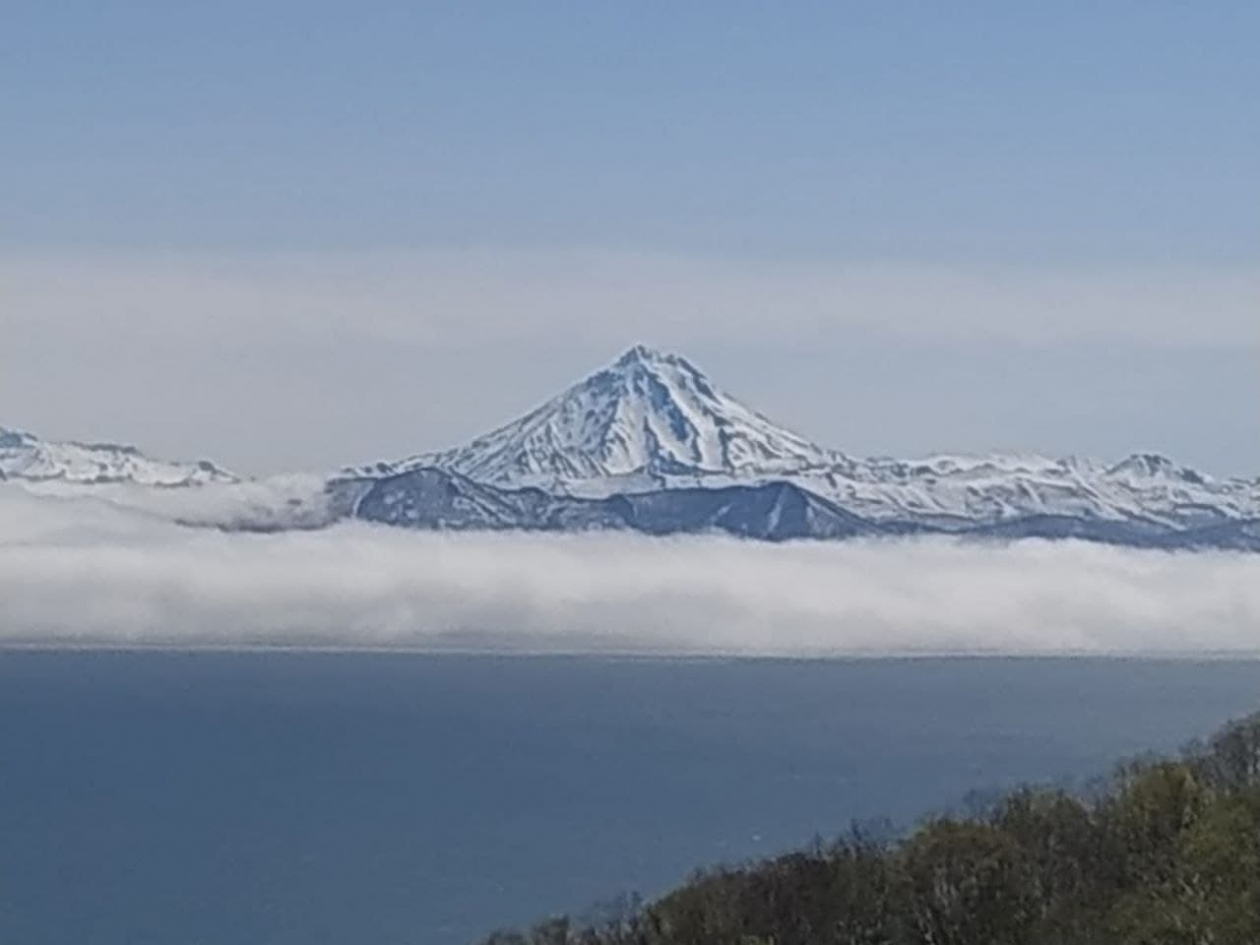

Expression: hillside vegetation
xmin=479 ymin=711 xmax=1260 ymax=945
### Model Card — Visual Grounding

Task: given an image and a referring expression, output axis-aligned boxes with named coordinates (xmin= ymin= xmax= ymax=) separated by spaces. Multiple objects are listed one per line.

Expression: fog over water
xmin=2 ymin=486 xmax=1257 ymax=655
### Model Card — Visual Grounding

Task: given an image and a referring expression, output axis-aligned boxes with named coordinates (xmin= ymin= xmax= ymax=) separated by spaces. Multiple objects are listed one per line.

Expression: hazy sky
xmin=2 ymin=2 xmax=1256 ymax=475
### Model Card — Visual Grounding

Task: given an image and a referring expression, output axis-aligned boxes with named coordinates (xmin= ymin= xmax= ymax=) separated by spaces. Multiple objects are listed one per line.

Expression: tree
xmin=899 ymin=819 xmax=1036 ymax=945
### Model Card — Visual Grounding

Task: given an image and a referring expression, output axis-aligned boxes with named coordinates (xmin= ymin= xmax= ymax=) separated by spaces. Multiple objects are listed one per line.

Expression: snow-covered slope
xmin=766 ymin=451 xmax=1260 ymax=530
xmin=356 ymin=345 xmax=847 ymax=490
xmin=356 ymin=346 xmax=1260 ymax=532
xmin=347 ymin=466 xmax=878 ymax=541
xmin=0 ymin=427 xmax=235 ymax=486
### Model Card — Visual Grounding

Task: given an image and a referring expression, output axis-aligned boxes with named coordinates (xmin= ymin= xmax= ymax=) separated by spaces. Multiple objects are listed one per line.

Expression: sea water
xmin=0 ymin=650 xmax=1257 ymax=944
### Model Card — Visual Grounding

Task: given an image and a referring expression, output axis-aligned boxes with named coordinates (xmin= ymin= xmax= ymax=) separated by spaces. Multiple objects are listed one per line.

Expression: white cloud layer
xmin=3 ymin=485 xmax=1258 ymax=656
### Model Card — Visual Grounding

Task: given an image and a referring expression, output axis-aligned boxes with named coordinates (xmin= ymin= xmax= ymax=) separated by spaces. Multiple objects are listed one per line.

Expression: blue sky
xmin=2 ymin=2 xmax=1256 ymax=473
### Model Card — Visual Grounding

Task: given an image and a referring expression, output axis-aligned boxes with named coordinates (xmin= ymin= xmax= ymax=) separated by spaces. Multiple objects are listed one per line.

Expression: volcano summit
xmin=5 ymin=346 xmax=1258 ymax=548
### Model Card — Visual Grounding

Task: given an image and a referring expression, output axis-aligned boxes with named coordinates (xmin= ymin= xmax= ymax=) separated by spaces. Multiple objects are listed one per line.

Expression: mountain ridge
xmin=0 ymin=426 xmax=236 ymax=486
xmin=352 ymin=346 xmax=1260 ymax=532
xmin=339 ymin=465 xmax=878 ymax=541
xmin=4 ymin=346 xmax=1257 ymax=549
xmin=327 ymin=465 xmax=1260 ymax=550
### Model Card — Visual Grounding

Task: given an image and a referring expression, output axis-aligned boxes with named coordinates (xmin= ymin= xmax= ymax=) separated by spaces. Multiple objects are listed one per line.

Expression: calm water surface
xmin=1 ymin=650 xmax=1257 ymax=944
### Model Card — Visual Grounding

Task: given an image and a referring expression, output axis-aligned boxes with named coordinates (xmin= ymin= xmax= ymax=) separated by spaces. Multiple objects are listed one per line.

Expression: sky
xmin=2 ymin=1 xmax=1256 ymax=475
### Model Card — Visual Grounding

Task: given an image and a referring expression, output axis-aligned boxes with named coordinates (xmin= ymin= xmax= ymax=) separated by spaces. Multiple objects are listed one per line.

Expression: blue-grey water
xmin=1 ymin=651 xmax=1258 ymax=944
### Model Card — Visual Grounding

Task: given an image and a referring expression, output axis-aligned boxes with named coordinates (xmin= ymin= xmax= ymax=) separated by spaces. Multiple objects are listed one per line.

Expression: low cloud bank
xmin=2 ymin=486 xmax=1257 ymax=656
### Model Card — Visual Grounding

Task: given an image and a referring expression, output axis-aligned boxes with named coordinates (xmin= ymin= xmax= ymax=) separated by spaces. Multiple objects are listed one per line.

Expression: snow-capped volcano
xmin=366 ymin=345 xmax=846 ymax=490
xmin=0 ymin=427 xmax=235 ymax=486
xmin=354 ymin=346 xmax=1260 ymax=533
xmin=4 ymin=346 xmax=1256 ymax=548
